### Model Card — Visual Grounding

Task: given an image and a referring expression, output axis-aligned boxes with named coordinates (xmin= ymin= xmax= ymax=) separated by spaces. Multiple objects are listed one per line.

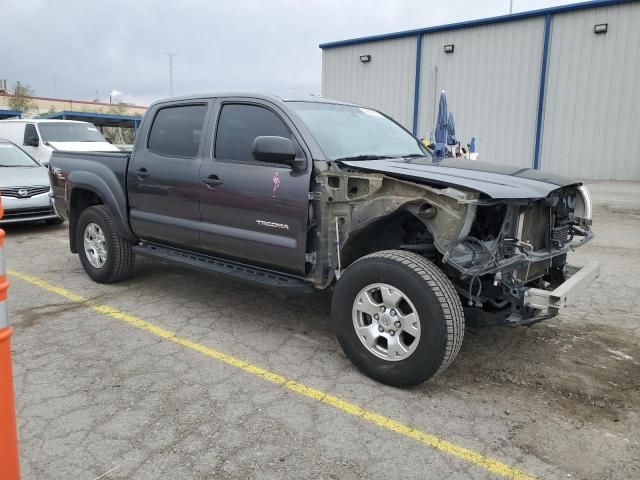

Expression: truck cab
xmin=126 ymin=96 xmax=313 ymax=276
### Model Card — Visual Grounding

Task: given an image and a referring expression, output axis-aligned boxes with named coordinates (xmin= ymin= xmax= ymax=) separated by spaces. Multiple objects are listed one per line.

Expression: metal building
xmin=320 ymin=0 xmax=640 ymax=180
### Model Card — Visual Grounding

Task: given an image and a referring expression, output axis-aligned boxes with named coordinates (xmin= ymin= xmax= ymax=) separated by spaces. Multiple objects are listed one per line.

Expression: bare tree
xmin=102 ymin=103 xmax=142 ymax=145
xmin=8 ymin=81 xmax=37 ymax=114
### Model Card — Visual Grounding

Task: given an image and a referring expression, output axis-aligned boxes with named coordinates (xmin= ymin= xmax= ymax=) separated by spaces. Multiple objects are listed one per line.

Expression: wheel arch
xmin=341 ymin=210 xmax=433 ymax=268
xmin=67 ymin=171 xmax=135 ymax=252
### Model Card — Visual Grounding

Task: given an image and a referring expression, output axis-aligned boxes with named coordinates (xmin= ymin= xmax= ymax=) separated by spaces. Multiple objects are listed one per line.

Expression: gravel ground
xmin=3 ymin=180 xmax=639 ymax=479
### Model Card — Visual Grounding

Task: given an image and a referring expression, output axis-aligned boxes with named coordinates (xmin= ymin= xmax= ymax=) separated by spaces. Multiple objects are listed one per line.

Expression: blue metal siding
xmin=411 ymin=35 xmax=423 ymax=135
xmin=533 ymin=14 xmax=552 ymax=170
xmin=319 ymin=0 xmax=636 ymax=49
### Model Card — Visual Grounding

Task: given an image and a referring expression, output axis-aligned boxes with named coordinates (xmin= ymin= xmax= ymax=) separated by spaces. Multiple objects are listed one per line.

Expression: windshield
xmin=0 ymin=143 xmax=39 ymax=167
xmin=38 ymin=122 xmax=108 ymax=143
xmin=287 ymin=102 xmax=426 ymax=160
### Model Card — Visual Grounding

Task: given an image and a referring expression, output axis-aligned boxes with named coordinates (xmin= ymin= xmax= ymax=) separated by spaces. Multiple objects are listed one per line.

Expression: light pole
xmin=165 ymin=53 xmax=176 ymax=97
xmin=509 ymin=0 xmax=514 ymax=14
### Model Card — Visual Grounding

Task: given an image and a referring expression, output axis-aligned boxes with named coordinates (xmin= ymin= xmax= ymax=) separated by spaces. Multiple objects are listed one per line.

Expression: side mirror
xmin=252 ymin=136 xmax=297 ymax=166
xmin=26 ymin=136 xmax=39 ymax=147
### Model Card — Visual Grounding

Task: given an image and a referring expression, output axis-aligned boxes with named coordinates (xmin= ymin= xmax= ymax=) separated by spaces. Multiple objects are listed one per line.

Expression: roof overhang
xmin=319 ymin=0 xmax=633 ymax=49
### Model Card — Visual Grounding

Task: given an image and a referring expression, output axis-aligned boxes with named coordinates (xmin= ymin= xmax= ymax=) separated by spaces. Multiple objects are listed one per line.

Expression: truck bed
xmin=49 ymin=150 xmax=132 ymax=227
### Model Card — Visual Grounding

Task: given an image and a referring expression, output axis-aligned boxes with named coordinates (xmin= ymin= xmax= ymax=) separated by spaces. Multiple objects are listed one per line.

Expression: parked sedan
xmin=0 ymin=139 xmax=63 ymax=225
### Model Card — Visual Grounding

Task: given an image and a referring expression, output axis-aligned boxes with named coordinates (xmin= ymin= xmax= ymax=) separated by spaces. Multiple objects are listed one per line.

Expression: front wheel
xmin=331 ymin=250 xmax=464 ymax=387
xmin=76 ymin=205 xmax=135 ymax=284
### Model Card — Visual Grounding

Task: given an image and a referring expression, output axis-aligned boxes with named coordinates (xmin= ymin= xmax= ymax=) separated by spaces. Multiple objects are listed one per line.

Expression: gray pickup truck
xmin=50 ymin=93 xmax=599 ymax=386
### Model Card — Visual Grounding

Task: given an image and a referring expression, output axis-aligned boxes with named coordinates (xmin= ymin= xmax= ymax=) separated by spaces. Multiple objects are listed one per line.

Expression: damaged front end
xmin=440 ymin=185 xmax=597 ymax=325
xmin=307 ymin=163 xmax=597 ymax=327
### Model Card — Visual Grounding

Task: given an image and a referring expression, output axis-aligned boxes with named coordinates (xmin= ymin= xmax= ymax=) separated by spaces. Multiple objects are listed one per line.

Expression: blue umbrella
xmin=434 ymin=91 xmax=448 ymax=157
xmin=447 ymin=111 xmax=457 ymax=146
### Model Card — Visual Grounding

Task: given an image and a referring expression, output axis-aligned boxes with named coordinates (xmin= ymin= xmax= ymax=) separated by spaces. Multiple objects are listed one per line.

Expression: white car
xmin=0 ymin=139 xmax=63 ymax=225
xmin=0 ymin=119 xmax=118 ymax=165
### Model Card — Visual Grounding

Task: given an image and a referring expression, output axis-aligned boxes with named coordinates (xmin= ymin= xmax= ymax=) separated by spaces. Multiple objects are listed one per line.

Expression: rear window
xmin=37 ymin=122 xmax=107 ymax=143
xmin=147 ymin=105 xmax=208 ymax=157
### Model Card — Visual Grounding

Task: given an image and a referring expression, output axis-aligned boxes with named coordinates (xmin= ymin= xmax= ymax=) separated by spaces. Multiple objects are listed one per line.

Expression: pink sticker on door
xmin=272 ymin=171 xmax=281 ymax=198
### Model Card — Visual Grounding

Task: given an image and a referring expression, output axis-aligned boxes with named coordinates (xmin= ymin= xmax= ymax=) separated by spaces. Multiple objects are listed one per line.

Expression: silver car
xmin=0 ymin=139 xmax=63 ymax=225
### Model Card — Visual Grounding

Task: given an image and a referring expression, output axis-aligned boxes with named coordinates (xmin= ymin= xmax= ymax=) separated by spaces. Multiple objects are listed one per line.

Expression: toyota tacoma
xmin=49 ymin=94 xmax=599 ymax=386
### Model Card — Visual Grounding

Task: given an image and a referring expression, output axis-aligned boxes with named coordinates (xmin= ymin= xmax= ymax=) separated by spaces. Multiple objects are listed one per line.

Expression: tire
xmin=76 ymin=205 xmax=135 ymax=284
xmin=331 ymin=250 xmax=464 ymax=387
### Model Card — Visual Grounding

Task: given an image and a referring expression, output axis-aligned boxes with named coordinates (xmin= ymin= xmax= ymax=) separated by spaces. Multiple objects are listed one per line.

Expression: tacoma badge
xmin=256 ymin=219 xmax=289 ymax=230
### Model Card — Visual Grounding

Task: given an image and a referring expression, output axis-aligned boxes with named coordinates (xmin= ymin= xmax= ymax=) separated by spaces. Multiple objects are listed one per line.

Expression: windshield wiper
xmin=334 ymin=154 xmax=394 ymax=162
xmin=402 ymin=153 xmax=427 ymax=158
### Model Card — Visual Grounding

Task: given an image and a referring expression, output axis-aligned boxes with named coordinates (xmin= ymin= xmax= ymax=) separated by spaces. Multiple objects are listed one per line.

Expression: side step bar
xmin=133 ymin=242 xmax=313 ymax=294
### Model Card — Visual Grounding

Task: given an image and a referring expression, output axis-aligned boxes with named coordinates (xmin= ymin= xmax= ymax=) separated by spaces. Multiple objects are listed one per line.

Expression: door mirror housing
xmin=26 ymin=136 xmax=39 ymax=147
xmin=252 ymin=136 xmax=297 ymax=166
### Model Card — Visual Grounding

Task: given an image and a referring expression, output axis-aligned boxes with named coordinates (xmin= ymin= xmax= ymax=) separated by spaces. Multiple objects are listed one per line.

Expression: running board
xmin=133 ymin=242 xmax=313 ymax=293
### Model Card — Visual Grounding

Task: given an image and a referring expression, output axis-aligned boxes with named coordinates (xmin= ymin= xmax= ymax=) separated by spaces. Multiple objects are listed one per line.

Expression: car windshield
xmin=287 ymin=101 xmax=427 ymax=160
xmin=0 ymin=143 xmax=39 ymax=167
xmin=38 ymin=122 xmax=108 ymax=143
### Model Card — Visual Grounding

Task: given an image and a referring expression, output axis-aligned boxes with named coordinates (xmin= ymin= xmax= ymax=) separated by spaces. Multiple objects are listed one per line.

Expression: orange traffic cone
xmin=0 ymin=196 xmax=20 ymax=480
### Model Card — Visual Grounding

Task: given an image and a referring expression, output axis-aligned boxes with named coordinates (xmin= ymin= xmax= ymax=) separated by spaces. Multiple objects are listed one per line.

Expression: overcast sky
xmin=3 ymin=0 xmax=577 ymax=106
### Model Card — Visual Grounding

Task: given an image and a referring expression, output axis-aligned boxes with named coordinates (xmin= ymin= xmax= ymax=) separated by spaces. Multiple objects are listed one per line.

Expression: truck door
xmin=128 ymin=102 xmax=209 ymax=249
xmin=199 ymin=100 xmax=311 ymax=275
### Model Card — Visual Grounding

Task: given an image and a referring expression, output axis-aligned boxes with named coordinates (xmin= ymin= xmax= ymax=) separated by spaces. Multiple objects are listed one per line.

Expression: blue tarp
xmin=447 ymin=111 xmax=457 ymax=146
xmin=434 ymin=91 xmax=448 ymax=157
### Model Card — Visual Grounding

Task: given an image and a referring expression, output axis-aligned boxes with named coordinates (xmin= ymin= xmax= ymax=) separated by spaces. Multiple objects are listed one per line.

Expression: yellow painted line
xmin=9 ymin=269 xmax=536 ymax=480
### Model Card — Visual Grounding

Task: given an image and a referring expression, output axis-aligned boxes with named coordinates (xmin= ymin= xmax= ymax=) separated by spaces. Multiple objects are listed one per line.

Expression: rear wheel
xmin=76 ymin=205 xmax=135 ymax=283
xmin=331 ymin=250 xmax=464 ymax=387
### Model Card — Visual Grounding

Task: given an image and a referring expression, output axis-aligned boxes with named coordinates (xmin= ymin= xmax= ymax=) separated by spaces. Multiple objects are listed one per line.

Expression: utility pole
xmin=509 ymin=0 xmax=514 ymax=14
xmin=165 ymin=53 xmax=176 ymax=97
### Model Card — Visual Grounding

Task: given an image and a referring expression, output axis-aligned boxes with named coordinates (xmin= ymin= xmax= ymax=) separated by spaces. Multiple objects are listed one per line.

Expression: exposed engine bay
xmin=307 ymin=163 xmax=594 ymax=326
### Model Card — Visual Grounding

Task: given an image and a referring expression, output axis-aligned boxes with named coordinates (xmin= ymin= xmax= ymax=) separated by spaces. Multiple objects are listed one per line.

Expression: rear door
xmin=199 ymin=100 xmax=312 ymax=275
xmin=128 ymin=102 xmax=210 ymax=249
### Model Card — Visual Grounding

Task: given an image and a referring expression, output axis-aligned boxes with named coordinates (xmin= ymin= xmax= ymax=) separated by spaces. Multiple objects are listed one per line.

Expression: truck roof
xmin=149 ymin=92 xmax=357 ymax=109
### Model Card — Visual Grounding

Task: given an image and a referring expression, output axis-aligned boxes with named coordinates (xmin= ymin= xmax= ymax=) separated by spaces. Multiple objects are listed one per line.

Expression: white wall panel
xmin=320 ymin=1 xmax=640 ymax=179
xmin=417 ymin=17 xmax=545 ymax=168
xmin=541 ymin=2 xmax=640 ymax=179
xmin=321 ymin=37 xmax=417 ymax=128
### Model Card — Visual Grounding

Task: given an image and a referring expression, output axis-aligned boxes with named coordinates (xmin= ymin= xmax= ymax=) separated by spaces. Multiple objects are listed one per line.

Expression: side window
xmin=147 ymin=104 xmax=207 ymax=157
xmin=215 ymin=104 xmax=292 ymax=162
xmin=23 ymin=124 xmax=39 ymax=145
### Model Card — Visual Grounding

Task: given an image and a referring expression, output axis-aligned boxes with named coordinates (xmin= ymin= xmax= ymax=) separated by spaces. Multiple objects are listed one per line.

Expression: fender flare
xmin=67 ymin=170 xmax=136 ymax=247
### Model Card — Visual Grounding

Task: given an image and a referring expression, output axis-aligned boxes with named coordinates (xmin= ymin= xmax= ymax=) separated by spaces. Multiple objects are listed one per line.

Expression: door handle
xmin=201 ymin=175 xmax=223 ymax=188
xmin=134 ymin=168 xmax=150 ymax=178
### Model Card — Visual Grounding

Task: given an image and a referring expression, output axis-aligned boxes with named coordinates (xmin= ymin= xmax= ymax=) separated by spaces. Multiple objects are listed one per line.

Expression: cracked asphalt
xmin=3 ymin=180 xmax=639 ymax=479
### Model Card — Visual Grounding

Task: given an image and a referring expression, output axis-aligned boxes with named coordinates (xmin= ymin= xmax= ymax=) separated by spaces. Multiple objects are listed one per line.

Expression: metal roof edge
xmin=319 ymin=0 xmax=635 ymax=49
xmin=42 ymin=110 xmax=143 ymax=120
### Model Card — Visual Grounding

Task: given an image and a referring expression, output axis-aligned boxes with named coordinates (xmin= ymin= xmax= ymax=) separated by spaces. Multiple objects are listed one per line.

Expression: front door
xmin=199 ymin=101 xmax=311 ymax=275
xmin=128 ymin=102 xmax=209 ymax=249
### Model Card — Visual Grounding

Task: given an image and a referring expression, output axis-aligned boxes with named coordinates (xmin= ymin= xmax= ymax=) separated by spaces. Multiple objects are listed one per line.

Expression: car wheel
xmin=76 ymin=205 xmax=135 ymax=284
xmin=331 ymin=250 xmax=464 ymax=387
